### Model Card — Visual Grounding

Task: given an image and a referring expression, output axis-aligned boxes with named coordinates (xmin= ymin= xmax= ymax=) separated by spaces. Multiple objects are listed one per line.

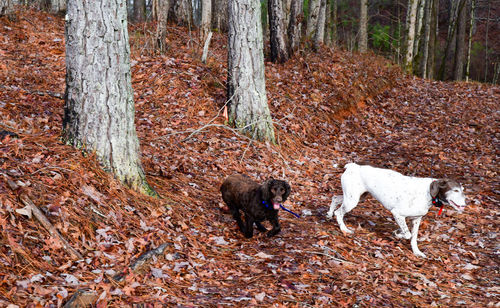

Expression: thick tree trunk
xmin=268 ymin=0 xmax=288 ymax=63
xmin=453 ymin=0 xmax=467 ymax=80
xmin=404 ymin=0 xmax=419 ymax=73
xmin=287 ymin=0 xmax=303 ymax=55
xmin=227 ymin=0 xmax=275 ymax=143
xmin=134 ymin=0 xmax=146 ymax=22
xmin=154 ymin=0 xmax=170 ymax=53
xmin=438 ymin=0 xmax=466 ymax=80
xmin=212 ymin=0 xmax=228 ymax=31
xmin=64 ymin=0 xmax=156 ymax=196
xmin=358 ymin=0 xmax=367 ymax=52
xmin=306 ymin=0 xmax=320 ymax=38
xmin=314 ymin=0 xmax=327 ymax=49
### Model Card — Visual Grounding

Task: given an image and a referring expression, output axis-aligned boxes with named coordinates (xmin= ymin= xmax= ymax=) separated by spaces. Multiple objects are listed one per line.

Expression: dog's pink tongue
xmin=273 ymin=203 xmax=281 ymax=210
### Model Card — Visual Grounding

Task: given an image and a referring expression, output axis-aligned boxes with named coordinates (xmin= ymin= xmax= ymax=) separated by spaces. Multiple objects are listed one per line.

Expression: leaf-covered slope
xmin=0 ymin=9 xmax=498 ymax=307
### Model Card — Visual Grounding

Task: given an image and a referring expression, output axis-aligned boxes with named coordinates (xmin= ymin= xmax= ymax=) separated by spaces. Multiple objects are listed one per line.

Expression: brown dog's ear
xmin=430 ymin=179 xmax=447 ymax=198
xmin=283 ymin=181 xmax=291 ymax=200
xmin=260 ymin=179 xmax=272 ymax=201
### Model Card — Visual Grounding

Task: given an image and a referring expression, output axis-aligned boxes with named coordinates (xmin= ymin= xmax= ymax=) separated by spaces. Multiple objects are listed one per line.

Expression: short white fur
xmin=327 ymin=163 xmax=466 ymax=258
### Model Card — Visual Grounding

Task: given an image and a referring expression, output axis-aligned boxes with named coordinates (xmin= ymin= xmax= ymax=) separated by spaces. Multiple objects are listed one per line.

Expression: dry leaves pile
xmin=0 ymin=9 xmax=498 ymax=307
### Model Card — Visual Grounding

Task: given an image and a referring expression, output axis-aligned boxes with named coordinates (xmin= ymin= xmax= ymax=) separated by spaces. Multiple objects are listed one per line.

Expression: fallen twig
xmin=19 ymin=194 xmax=83 ymax=260
xmin=112 ymin=243 xmax=171 ymax=282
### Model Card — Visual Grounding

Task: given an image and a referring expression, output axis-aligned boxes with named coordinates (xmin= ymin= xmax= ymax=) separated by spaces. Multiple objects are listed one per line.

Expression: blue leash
xmin=280 ymin=204 xmax=300 ymax=218
xmin=262 ymin=201 xmax=300 ymax=218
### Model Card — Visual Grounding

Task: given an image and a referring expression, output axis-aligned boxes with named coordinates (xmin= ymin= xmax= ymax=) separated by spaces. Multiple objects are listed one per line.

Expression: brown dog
xmin=221 ymin=174 xmax=291 ymax=238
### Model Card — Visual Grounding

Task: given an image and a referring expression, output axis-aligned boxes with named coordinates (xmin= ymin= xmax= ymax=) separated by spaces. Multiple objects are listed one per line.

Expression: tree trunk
xmin=465 ymin=0 xmax=475 ymax=81
xmin=212 ymin=0 xmax=228 ymax=31
xmin=404 ymin=0 xmax=419 ymax=73
xmin=419 ymin=0 xmax=430 ymax=77
xmin=453 ymin=0 xmax=467 ymax=80
xmin=134 ymin=0 xmax=146 ymax=22
xmin=200 ymin=0 xmax=212 ymax=41
xmin=438 ymin=0 xmax=466 ymax=80
xmin=358 ymin=0 xmax=367 ymax=52
xmin=314 ymin=0 xmax=327 ymax=49
xmin=427 ymin=0 xmax=438 ymax=79
xmin=0 ymin=0 xmax=19 ymax=16
xmin=227 ymin=0 xmax=275 ymax=143
xmin=287 ymin=0 xmax=303 ymax=55
xmin=268 ymin=0 xmax=288 ymax=63
xmin=64 ymin=0 xmax=156 ymax=196
xmin=306 ymin=0 xmax=320 ymax=39
xmin=154 ymin=0 xmax=170 ymax=53
xmin=413 ymin=0 xmax=425 ymax=59
xmin=173 ymin=0 xmax=192 ymax=26
xmin=49 ymin=0 xmax=66 ymax=13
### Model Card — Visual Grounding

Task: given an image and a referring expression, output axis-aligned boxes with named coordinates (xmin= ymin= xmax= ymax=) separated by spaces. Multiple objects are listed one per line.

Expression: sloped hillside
xmin=0 ymin=10 xmax=498 ymax=307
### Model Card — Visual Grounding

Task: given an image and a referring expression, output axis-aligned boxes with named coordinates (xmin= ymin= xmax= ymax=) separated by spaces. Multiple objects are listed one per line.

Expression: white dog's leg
xmin=410 ymin=217 xmax=426 ymax=258
xmin=334 ymin=193 xmax=361 ymax=234
xmin=392 ymin=212 xmax=411 ymax=239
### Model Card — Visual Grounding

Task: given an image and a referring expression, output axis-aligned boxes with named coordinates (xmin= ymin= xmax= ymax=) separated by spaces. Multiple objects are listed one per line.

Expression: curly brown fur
xmin=220 ymin=174 xmax=291 ymax=238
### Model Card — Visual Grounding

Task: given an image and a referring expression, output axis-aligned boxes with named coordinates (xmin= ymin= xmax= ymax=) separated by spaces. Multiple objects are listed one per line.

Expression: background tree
xmin=314 ymin=0 xmax=327 ymax=48
xmin=212 ymin=0 xmax=229 ymax=31
xmin=0 ymin=0 xmax=19 ymax=16
xmin=287 ymin=0 xmax=303 ymax=55
xmin=134 ymin=0 xmax=146 ymax=22
xmin=358 ymin=0 xmax=367 ymax=52
xmin=269 ymin=0 xmax=288 ymax=62
xmin=306 ymin=0 xmax=320 ymax=39
xmin=154 ymin=0 xmax=170 ymax=53
xmin=404 ymin=0 xmax=419 ymax=73
xmin=64 ymin=0 xmax=156 ymax=196
xmin=227 ymin=0 xmax=275 ymax=142
xmin=453 ymin=0 xmax=467 ymax=80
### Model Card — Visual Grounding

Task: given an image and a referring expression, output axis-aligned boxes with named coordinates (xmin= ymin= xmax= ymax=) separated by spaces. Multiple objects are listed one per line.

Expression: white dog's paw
xmin=326 ymin=210 xmax=334 ymax=219
xmin=394 ymin=230 xmax=411 ymax=239
xmin=413 ymin=250 xmax=427 ymax=258
xmin=340 ymin=227 xmax=354 ymax=234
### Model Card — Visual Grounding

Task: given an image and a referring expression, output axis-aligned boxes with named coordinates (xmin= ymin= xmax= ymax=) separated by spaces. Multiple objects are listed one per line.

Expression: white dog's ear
xmin=430 ymin=179 xmax=447 ymax=198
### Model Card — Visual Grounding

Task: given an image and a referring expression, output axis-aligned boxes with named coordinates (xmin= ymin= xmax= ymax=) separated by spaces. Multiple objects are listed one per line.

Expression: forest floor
xmin=0 ymin=9 xmax=499 ymax=307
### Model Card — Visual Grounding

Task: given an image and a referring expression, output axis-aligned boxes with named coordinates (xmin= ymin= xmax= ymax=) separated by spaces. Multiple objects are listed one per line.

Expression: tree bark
xmin=306 ymin=0 xmax=320 ymax=39
xmin=64 ymin=0 xmax=156 ymax=196
xmin=427 ymin=0 xmax=438 ymax=79
xmin=154 ymin=0 xmax=170 ymax=53
xmin=314 ymin=0 xmax=327 ymax=49
xmin=200 ymin=0 xmax=212 ymax=41
xmin=465 ymin=0 xmax=475 ymax=81
xmin=404 ymin=0 xmax=419 ymax=73
xmin=438 ymin=0 xmax=466 ymax=80
xmin=173 ymin=0 xmax=192 ymax=26
xmin=287 ymin=0 xmax=303 ymax=55
xmin=0 ymin=0 xmax=19 ymax=16
xmin=358 ymin=0 xmax=368 ymax=52
xmin=453 ymin=0 xmax=467 ymax=80
xmin=419 ymin=0 xmax=430 ymax=77
xmin=134 ymin=0 xmax=146 ymax=22
xmin=413 ymin=0 xmax=425 ymax=59
xmin=212 ymin=0 xmax=228 ymax=31
xmin=227 ymin=0 xmax=275 ymax=143
xmin=268 ymin=0 xmax=289 ymax=63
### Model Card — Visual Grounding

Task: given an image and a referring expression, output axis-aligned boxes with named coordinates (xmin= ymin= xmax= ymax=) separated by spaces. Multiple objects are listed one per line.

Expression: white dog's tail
xmin=327 ymin=195 xmax=344 ymax=216
xmin=344 ymin=162 xmax=358 ymax=170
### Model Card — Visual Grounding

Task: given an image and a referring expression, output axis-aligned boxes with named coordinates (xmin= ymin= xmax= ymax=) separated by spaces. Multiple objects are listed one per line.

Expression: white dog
xmin=327 ymin=163 xmax=466 ymax=258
